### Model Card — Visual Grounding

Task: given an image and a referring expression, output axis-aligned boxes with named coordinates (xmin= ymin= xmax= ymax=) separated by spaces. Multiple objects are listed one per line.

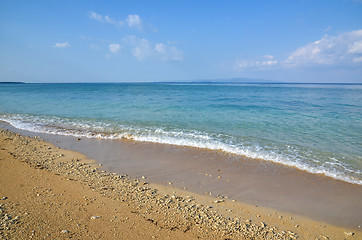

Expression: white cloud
xmin=89 ymin=11 xmax=123 ymax=27
xmin=126 ymin=14 xmax=142 ymax=30
xmin=348 ymin=41 xmax=362 ymax=54
xmin=235 ymin=29 xmax=362 ymax=71
xmin=123 ymin=36 xmax=183 ymax=61
xmin=353 ymin=56 xmax=362 ymax=62
xmin=132 ymin=38 xmax=152 ymax=60
xmin=235 ymin=55 xmax=277 ymax=70
xmin=105 ymin=15 xmax=123 ymax=27
xmin=89 ymin=11 xmax=103 ymax=22
xmin=88 ymin=12 xmax=152 ymax=31
xmin=90 ymin=44 xmax=99 ymax=49
xmin=285 ymin=29 xmax=362 ymax=66
xmin=155 ymin=43 xmax=183 ymax=61
xmin=154 ymin=43 xmax=167 ymax=54
xmin=263 ymin=55 xmax=274 ymax=60
xmin=109 ymin=43 xmax=121 ymax=53
xmin=54 ymin=42 xmax=70 ymax=48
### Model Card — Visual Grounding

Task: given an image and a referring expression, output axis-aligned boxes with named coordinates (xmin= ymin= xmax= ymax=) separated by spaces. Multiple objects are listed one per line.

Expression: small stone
xmin=214 ymin=200 xmax=224 ymax=203
xmin=1 ymin=197 xmax=7 ymax=200
xmin=168 ymin=182 xmax=172 ymax=185
xmin=344 ymin=232 xmax=354 ymax=236
xmin=261 ymin=222 xmax=266 ymax=227
xmin=141 ymin=176 xmax=146 ymax=179
xmin=61 ymin=230 xmax=69 ymax=233
xmin=91 ymin=216 xmax=101 ymax=220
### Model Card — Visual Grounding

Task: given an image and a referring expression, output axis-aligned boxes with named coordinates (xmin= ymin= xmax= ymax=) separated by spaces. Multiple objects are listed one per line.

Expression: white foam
xmin=1 ymin=113 xmax=361 ymax=185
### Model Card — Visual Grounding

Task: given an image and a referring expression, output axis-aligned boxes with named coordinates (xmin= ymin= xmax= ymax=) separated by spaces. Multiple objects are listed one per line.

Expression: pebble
xmin=0 ymin=129 xmax=302 ymax=240
xmin=1 ymin=197 xmax=8 ymax=200
xmin=344 ymin=232 xmax=354 ymax=236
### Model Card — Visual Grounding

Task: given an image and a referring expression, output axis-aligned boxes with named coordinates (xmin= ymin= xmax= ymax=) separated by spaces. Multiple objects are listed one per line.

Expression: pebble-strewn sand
xmin=0 ymin=128 xmax=359 ymax=239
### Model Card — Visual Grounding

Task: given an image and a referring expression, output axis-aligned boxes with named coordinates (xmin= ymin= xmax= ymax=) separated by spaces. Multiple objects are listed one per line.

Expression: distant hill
xmin=0 ymin=82 xmax=25 ymax=84
xmin=162 ymin=78 xmax=280 ymax=84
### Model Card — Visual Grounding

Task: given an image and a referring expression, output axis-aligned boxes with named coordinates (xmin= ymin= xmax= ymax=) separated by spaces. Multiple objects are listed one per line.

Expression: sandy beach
xmin=0 ymin=127 xmax=360 ymax=239
xmin=2 ymin=0 xmax=362 ymax=238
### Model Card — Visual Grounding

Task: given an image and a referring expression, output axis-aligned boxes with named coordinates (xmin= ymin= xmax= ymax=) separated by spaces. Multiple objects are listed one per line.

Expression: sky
xmin=1 ymin=0 xmax=362 ymax=83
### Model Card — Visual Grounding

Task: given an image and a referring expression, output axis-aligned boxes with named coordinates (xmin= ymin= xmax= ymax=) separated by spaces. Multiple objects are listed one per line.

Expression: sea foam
xmin=1 ymin=113 xmax=361 ymax=185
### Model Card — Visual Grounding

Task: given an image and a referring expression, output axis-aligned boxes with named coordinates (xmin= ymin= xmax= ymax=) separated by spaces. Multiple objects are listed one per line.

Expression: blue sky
xmin=1 ymin=0 xmax=362 ymax=83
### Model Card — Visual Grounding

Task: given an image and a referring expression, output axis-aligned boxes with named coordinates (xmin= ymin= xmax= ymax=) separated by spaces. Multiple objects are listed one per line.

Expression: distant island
xmin=161 ymin=77 xmax=279 ymax=84
xmin=0 ymin=82 xmax=26 ymax=84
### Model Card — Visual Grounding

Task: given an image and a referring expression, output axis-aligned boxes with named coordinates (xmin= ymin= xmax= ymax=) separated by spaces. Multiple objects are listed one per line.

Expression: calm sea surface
xmin=0 ymin=83 xmax=361 ymax=184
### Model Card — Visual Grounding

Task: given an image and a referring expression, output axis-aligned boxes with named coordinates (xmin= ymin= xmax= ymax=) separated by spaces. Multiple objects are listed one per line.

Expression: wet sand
xmin=1 ymin=121 xmax=361 ymax=230
xmin=0 ymin=126 xmax=361 ymax=239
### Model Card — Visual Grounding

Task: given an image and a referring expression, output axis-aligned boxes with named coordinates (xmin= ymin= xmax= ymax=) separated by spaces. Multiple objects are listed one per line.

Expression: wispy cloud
xmin=235 ymin=29 xmax=362 ymax=71
xmin=90 ymin=44 xmax=99 ymax=50
xmin=88 ymin=12 xmax=180 ymax=60
xmin=89 ymin=11 xmax=124 ymax=27
xmin=126 ymin=14 xmax=142 ymax=30
xmin=54 ymin=42 xmax=70 ymax=48
xmin=123 ymin=36 xmax=183 ymax=61
xmin=89 ymin=11 xmax=103 ymax=22
xmin=131 ymin=38 xmax=152 ymax=61
xmin=89 ymin=11 xmax=146 ymax=30
xmin=155 ymin=43 xmax=183 ymax=61
xmin=285 ymin=29 xmax=362 ymax=67
xmin=109 ymin=43 xmax=121 ymax=53
xmin=235 ymin=55 xmax=277 ymax=70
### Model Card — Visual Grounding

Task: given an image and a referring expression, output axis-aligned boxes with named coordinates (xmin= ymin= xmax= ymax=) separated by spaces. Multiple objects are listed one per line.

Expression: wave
xmin=1 ymin=113 xmax=361 ymax=185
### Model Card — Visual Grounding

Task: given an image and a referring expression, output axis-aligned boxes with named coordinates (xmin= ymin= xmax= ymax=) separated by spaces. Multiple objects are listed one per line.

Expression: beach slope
xmin=0 ymin=129 xmax=359 ymax=239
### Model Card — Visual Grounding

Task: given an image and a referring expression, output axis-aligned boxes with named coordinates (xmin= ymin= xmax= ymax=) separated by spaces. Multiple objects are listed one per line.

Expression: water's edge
xmin=2 ymin=121 xmax=362 ymax=229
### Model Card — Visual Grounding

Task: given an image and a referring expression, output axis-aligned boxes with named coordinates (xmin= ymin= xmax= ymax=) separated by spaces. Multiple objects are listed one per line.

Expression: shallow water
xmin=0 ymin=82 xmax=361 ymax=184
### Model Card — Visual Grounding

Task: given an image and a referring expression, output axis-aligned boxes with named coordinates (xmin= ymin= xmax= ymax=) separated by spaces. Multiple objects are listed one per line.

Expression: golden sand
xmin=0 ymin=128 xmax=359 ymax=239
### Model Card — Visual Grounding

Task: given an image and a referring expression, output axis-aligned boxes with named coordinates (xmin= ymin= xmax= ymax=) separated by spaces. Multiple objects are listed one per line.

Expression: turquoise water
xmin=0 ymin=83 xmax=361 ymax=184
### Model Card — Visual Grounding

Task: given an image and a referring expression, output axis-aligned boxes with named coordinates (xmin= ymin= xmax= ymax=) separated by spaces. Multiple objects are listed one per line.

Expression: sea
xmin=0 ymin=82 xmax=361 ymax=185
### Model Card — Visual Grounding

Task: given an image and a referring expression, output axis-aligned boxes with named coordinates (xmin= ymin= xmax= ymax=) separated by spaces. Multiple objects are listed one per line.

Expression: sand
xmin=0 ymin=128 xmax=360 ymax=239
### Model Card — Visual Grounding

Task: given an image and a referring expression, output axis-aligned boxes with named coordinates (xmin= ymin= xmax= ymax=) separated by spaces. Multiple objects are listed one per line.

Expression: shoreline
xmin=1 ymin=121 xmax=361 ymax=229
xmin=2 ymin=115 xmax=360 ymax=187
xmin=0 ymin=127 xmax=361 ymax=239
